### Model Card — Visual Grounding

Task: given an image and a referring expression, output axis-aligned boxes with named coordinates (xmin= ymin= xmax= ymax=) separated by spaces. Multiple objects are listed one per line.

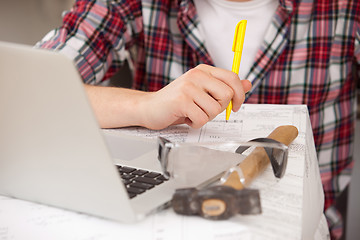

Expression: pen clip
xmin=232 ymin=20 xmax=247 ymax=53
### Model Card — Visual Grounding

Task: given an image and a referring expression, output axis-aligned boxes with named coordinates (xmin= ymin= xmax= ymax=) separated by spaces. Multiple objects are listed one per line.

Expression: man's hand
xmin=138 ymin=64 xmax=251 ymax=129
xmin=85 ymin=64 xmax=251 ymax=129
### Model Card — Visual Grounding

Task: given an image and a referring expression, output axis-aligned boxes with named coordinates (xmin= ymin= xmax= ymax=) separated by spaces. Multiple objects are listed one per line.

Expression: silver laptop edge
xmin=0 ymin=41 xmax=176 ymax=222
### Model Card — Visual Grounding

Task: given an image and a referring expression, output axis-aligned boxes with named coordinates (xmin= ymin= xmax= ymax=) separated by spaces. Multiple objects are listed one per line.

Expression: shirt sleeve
xmin=36 ymin=0 xmax=142 ymax=84
xmin=355 ymin=13 xmax=360 ymax=81
xmin=355 ymin=10 xmax=360 ymax=63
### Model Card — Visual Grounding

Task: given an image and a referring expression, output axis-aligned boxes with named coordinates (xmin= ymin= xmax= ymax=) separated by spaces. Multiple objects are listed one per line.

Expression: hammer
xmin=172 ymin=125 xmax=299 ymax=220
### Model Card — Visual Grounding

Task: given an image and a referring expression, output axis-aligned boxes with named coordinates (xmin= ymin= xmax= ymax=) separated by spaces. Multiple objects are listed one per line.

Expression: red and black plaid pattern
xmin=37 ymin=0 xmax=360 ymax=238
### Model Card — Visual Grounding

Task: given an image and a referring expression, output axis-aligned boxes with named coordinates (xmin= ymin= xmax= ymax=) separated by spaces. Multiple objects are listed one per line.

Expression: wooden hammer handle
xmin=222 ymin=125 xmax=298 ymax=190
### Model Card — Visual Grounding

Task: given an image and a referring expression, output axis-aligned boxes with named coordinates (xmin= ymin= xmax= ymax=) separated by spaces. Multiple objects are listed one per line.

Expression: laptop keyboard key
xmin=129 ymin=182 xmax=154 ymax=190
xmin=134 ymin=176 xmax=163 ymax=185
xmin=128 ymin=192 xmax=137 ymax=199
xmin=131 ymin=169 xmax=149 ymax=176
xmin=122 ymin=179 xmax=131 ymax=185
xmin=157 ymin=175 xmax=169 ymax=181
xmin=144 ymin=172 xmax=161 ymax=178
xmin=127 ymin=187 xmax=146 ymax=194
xmin=121 ymin=174 xmax=135 ymax=180
xmin=119 ymin=166 xmax=136 ymax=174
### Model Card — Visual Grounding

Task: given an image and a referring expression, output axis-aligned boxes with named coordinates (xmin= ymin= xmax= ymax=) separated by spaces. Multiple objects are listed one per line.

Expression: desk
xmin=0 ymin=104 xmax=329 ymax=239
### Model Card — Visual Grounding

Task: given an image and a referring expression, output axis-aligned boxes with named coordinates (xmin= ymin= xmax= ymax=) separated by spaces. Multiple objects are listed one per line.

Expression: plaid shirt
xmin=37 ymin=0 xmax=359 ymax=236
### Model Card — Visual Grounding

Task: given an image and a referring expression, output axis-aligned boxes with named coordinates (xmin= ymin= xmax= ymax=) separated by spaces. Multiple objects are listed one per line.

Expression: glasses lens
xmin=236 ymin=138 xmax=288 ymax=179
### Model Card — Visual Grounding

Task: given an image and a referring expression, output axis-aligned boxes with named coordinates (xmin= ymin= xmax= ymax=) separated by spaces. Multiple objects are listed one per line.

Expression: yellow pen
xmin=226 ymin=20 xmax=247 ymax=121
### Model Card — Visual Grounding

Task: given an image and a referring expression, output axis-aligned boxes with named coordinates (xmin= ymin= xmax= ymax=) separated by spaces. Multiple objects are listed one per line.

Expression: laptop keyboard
xmin=117 ymin=165 xmax=168 ymax=199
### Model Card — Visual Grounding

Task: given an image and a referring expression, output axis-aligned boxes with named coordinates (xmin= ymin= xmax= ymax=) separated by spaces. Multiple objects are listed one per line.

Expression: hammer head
xmin=172 ymin=185 xmax=261 ymax=220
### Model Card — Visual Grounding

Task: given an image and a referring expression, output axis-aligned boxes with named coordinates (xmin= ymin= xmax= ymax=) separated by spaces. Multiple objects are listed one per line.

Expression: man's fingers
xmin=241 ymin=79 xmax=252 ymax=93
xmin=180 ymin=99 xmax=210 ymax=128
xmin=231 ymin=79 xmax=252 ymax=112
xmin=194 ymin=64 xmax=252 ymax=112
xmin=190 ymin=86 xmax=223 ymax=120
xmin=183 ymin=67 xmax=238 ymax=119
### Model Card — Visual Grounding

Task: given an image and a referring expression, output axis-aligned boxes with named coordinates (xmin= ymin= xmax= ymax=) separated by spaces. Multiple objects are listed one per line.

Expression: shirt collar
xmin=180 ymin=0 xmax=298 ymax=13
xmin=175 ymin=0 xmax=299 ymax=69
xmin=279 ymin=0 xmax=299 ymax=13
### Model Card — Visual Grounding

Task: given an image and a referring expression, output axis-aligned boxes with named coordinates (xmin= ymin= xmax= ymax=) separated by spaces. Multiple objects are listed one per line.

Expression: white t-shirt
xmin=193 ymin=0 xmax=278 ymax=79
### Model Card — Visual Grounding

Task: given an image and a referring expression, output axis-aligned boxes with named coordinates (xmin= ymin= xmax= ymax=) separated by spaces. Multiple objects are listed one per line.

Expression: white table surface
xmin=0 ymin=104 xmax=329 ymax=239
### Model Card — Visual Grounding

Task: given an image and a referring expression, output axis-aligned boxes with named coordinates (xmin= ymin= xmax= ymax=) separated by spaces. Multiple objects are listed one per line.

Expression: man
xmin=37 ymin=0 xmax=360 ymax=238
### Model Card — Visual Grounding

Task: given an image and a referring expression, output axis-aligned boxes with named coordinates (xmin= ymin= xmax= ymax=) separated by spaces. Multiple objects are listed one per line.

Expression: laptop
xmin=0 ymin=41 xmax=233 ymax=223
